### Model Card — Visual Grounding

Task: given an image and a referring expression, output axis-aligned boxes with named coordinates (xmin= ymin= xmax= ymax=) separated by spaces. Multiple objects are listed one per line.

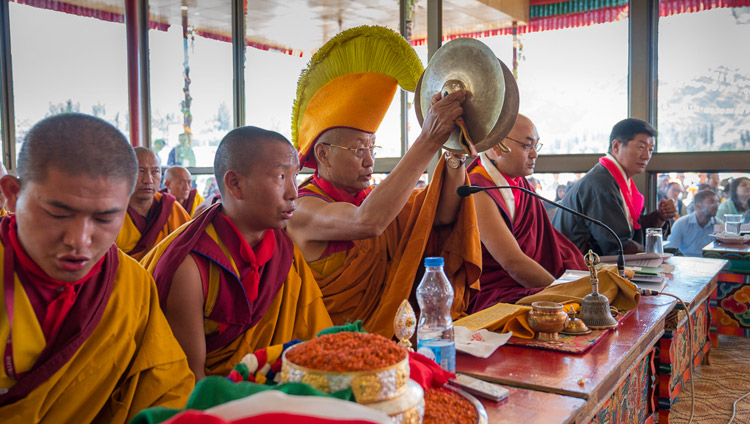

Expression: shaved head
xmin=165 ymin=166 xmax=190 ymax=182
xmin=214 ymin=126 xmax=296 ymax=196
xmin=134 ymin=146 xmax=160 ymax=167
xmin=164 ymin=166 xmax=192 ymax=202
xmin=17 ymin=113 xmax=137 ymax=193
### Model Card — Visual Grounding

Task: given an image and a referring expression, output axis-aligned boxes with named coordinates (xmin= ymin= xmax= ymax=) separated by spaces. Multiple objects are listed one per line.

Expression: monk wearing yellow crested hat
xmin=287 ymin=26 xmax=482 ymax=337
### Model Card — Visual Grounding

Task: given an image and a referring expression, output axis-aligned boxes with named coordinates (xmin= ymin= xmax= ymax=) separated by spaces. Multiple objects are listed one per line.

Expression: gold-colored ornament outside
xmin=394 ymin=299 xmax=417 ymax=351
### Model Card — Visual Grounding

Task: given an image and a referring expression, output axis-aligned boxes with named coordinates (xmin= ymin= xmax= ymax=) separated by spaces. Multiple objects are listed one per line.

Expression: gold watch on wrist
xmin=444 ymin=151 xmax=467 ymax=169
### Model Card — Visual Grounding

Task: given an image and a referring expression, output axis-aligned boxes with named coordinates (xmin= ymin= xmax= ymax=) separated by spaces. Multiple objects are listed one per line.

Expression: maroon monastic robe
xmin=467 ymin=158 xmax=586 ymax=311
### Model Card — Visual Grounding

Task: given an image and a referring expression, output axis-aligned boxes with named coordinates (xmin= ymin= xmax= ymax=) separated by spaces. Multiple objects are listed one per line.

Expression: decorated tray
xmin=709 ymin=232 xmax=750 ymax=244
xmin=438 ymin=385 xmax=488 ymax=424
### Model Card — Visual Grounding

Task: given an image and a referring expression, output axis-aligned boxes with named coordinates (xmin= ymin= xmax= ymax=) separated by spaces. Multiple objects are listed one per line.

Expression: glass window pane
xmin=149 ymin=1 xmax=232 ymax=168
xmin=10 ymin=2 xmax=128 ymax=155
xmin=244 ymin=48 xmax=307 ymax=139
xmin=513 ymin=21 xmax=629 ymax=154
xmin=657 ymin=7 xmax=750 ymax=152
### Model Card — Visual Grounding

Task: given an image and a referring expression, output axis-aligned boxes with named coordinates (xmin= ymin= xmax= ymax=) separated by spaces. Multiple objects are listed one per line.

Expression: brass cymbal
xmin=415 ymin=38 xmax=519 ymax=155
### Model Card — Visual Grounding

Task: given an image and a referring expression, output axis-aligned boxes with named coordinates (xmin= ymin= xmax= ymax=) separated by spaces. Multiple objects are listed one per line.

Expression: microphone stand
xmin=457 ymin=184 xmax=626 ymax=278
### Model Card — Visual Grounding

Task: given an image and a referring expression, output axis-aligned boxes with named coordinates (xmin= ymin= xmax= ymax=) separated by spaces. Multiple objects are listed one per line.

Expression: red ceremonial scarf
xmin=127 ymin=192 xmax=177 ymax=256
xmin=0 ymin=215 xmax=117 ymax=405
xmin=150 ymin=204 xmax=293 ymax=353
xmin=212 ymin=214 xmax=276 ymax=303
xmin=500 ymin=171 xmax=522 ymax=211
xmin=599 ymin=156 xmax=645 ymax=230
xmin=311 ymin=171 xmax=372 ymax=207
xmin=7 ymin=215 xmax=104 ymax=340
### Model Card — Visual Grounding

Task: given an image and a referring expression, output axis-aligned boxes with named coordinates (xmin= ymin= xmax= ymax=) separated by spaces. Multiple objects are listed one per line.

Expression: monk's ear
xmin=314 ymin=143 xmax=331 ymax=168
xmin=223 ymin=170 xmax=243 ymax=200
xmin=0 ymin=175 xmax=21 ymax=213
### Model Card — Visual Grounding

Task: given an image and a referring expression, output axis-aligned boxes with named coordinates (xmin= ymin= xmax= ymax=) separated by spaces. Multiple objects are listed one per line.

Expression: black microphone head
xmin=457 ymin=185 xmax=479 ymax=197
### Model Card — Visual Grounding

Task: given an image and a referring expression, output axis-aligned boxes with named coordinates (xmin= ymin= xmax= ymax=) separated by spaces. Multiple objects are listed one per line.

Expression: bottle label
xmin=417 ymin=339 xmax=456 ymax=372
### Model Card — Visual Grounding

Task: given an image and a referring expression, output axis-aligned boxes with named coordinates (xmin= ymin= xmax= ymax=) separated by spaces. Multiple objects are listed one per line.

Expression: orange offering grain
xmin=286 ymin=332 xmax=407 ymax=372
xmin=423 ymin=387 xmax=478 ymax=424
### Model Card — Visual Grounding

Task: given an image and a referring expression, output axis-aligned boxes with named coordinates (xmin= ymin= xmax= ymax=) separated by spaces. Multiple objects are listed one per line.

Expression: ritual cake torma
xmin=281 ymin=332 xmax=423 ymax=423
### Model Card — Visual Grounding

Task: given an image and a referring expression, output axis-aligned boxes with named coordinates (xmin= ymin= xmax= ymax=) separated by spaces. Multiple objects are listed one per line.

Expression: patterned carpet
xmin=669 ymin=335 xmax=750 ymax=423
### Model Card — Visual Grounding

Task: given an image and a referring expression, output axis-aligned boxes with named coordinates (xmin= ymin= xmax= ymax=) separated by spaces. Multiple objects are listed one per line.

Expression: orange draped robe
xmin=141 ymin=206 xmax=333 ymax=377
xmin=299 ymin=159 xmax=482 ymax=337
xmin=0 ymin=247 xmax=193 ymax=423
xmin=116 ymin=192 xmax=191 ymax=260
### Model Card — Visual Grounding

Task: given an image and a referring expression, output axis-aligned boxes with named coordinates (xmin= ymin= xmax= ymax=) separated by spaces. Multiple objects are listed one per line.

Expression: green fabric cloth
xmin=316 ymin=320 xmax=366 ymax=337
xmin=130 ymin=377 xmax=353 ymax=424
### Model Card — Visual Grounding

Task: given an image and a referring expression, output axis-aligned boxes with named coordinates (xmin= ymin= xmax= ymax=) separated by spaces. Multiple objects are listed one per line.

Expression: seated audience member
xmin=545 ymin=184 xmax=568 ymax=219
xmin=667 ymin=190 xmax=720 ymax=257
xmin=141 ymin=126 xmax=333 ymax=380
xmin=163 ymin=166 xmax=204 ymax=217
xmin=0 ymin=114 xmax=193 ymax=422
xmin=116 ymin=147 xmax=190 ymax=260
xmin=717 ymin=177 xmax=750 ymax=221
xmin=687 ymin=183 xmax=712 ymax=214
xmin=665 ymin=181 xmax=687 ymax=218
xmin=656 ymin=174 xmax=670 ymax=203
xmin=286 ymin=26 xmax=481 ymax=337
xmin=467 ymin=115 xmax=586 ymax=310
xmin=553 ymin=118 xmax=678 ymax=255
xmin=707 ymin=172 xmax=721 ymax=195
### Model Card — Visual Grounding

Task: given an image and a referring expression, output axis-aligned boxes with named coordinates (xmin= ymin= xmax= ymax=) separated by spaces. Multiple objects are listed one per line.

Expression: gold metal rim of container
xmin=280 ymin=345 xmax=411 ymax=404
xmin=366 ymin=380 xmax=425 ymax=422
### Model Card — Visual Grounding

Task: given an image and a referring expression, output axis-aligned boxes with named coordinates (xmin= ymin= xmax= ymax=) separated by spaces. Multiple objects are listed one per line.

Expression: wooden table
xmin=457 ymin=257 xmax=726 ymax=424
xmin=481 ymin=387 xmax=586 ymax=424
xmin=656 ymin=256 xmax=725 ymax=424
xmin=458 ymin=296 xmax=673 ymax=423
xmin=703 ymin=241 xmax=750 ymax=337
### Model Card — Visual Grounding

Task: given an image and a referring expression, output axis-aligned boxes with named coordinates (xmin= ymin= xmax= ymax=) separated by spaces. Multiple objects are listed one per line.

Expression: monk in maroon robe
xmin=116 ymin=148 xmax=190 ymax=260
xmin=0 ymin=114 xmax=192 ymax=423
xmin=467 ymin=115 xmax=586 ymax=311
xmin=163 ymin=166 xmax=204 ymax=216
xmin=141 ymin=127 xmax=331 ymax=379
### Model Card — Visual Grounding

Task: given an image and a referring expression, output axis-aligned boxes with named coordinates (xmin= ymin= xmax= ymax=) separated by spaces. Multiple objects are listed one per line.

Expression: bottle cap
xmin=424 ymin=257 xmax=444 ymax=267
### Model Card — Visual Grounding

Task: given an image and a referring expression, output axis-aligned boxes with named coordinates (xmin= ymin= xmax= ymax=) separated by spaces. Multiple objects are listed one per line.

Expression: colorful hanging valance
xmin=13 ymin=0 xmax=170 ymax=31
xmin=411 ymin=0 xmax=750 ymax=45
xmin=14 ymin=0 xmax=750 ymax=54
xmin=194 ymin=30 xmax=305 ymax=58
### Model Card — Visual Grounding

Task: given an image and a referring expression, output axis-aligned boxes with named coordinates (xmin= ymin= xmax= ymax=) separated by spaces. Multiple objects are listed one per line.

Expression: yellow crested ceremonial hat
xmin=292 ymin=26 xmax=424 ymax=169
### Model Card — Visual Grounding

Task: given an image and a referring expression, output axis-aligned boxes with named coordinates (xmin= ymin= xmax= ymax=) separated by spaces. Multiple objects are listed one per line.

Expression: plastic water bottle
xmin=416 ymin=257 xmax=456 ymax=372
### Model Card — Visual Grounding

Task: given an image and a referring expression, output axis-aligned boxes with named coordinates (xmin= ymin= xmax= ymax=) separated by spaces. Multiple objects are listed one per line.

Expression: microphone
xmin=457 ymin=184 xmax=626 ymax=278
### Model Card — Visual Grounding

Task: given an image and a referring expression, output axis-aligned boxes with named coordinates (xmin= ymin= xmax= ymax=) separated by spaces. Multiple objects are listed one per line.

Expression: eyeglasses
xmin=506 ymin=136 xmax=543 ymax=153
xmin=321 ymin=142 xmax=381 ymax=159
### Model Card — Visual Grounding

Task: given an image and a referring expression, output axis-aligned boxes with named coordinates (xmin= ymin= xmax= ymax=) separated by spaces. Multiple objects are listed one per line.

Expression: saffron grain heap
xmin=286 ymin=332 xmax=407 ymax=371
xmin=423 ymin=388 xmax=479 ymax=424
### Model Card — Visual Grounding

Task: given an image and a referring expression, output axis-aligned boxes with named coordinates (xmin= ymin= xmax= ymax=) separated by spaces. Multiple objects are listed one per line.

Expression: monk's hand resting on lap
xmin=419 ymin=90 xmax=467 ymax=149
xmin=657 ymin=197 xmax=679 ymax=221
